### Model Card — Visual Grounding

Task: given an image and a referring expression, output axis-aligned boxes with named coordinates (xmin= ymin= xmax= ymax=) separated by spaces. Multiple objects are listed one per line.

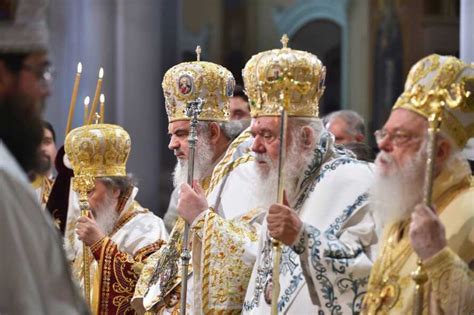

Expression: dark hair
xmin=42 ymin=120 xmax=56 ymax=143
xmin=233 ymin=84 xmax=248 ymax=102
xmin=0 ymin=52 xmax=28 ymax=73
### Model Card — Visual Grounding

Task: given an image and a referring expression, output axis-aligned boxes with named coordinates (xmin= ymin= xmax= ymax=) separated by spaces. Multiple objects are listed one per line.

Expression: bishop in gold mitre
xmin=362 ymin=54 xmax=474 ymax=314
xmin=65 ymin=123 xmax=168 ymax=314
xmin=241 ymin=35 xmax=378 ymax=314
xmin=132 ymin=48 xmax=252 ymax=314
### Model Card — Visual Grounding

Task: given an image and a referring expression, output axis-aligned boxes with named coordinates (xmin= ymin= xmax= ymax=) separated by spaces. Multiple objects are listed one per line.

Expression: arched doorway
xmin=291 ymin=19 xmax=342 ymax=116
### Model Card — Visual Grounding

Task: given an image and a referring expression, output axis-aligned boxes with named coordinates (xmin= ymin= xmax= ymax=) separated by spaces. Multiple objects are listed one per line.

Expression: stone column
xmin=116 ymin=0 xmax=164 ymax=214
xmin=460 ymin=0 xmax=474 ymax=162
xmin=460 ymin=0 xmax=474 ymax=62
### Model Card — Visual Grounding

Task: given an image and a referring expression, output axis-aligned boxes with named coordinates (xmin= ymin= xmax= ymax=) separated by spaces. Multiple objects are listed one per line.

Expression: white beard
xmin=252 ymin=139 xmax=311 ymax=209
xmin=172 ymin=137 xmax=214 ymax=188
xmin=92 ymin=195 xmax=119 ymax=236
xmin=370 ymin=147 xmax=427 ymax=227
xmin=250 ymin=155 xmax=278 ymax=211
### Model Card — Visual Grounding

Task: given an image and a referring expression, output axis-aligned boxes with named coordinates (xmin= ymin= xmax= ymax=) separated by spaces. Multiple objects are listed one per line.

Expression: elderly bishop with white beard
xmin=242 ymin=38 xmax=379 ymax=314
xmin=65 ymin=123 xmax=168 ymax=314
xmin=362 ymin=55 xmax=474 ymax=314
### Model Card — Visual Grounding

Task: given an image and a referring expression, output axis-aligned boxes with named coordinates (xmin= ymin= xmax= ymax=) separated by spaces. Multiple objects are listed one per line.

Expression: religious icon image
xmin=266 ymin=64 xmax=283 ymax=81
xmin=178 ymin=74 xmax=193 ymax=95
xmin=158 ymin=288 xmax=180 ymax=315
xmin=263 ymin=277 xmax=273 ymax=305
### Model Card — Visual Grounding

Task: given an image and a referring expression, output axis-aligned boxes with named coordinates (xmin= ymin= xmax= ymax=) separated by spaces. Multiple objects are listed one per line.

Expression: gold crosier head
xmin=242 ymin=34 xmax=326 ymax=118
xmin=392 ymin=54 xmax=474 ymax=148
xmin=162 ymin=46 xmax=235 ymax=122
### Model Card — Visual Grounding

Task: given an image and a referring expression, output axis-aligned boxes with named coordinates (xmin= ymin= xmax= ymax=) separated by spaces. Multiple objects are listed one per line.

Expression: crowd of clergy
xmin=0 ymin=1 xmax=473 ymax=314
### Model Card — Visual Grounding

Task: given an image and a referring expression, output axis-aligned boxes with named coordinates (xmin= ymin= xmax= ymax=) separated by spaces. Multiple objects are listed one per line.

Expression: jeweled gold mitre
xmin=65 ymin=124 xmax=131 ymax=177
xmin=162 ymin=47 xmax=235 ymax=122
xmin=242 ymin=34 xmax=326 ymax=118
xmin=393 ymin=54 xmax=474 ymax=147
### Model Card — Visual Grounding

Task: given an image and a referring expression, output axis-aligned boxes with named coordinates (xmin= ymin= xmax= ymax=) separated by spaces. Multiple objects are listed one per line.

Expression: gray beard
xmin=172 ymin=138 xmax=214 ymax=188
xmin=370 ymin=148 xmax=427 ymax=228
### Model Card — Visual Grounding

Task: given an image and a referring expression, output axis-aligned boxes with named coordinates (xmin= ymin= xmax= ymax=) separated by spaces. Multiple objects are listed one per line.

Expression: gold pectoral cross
xmin=363 ymin=276 xmax=401 ymax=315
xmin=379 ymin=275 xmax=401 ymax=308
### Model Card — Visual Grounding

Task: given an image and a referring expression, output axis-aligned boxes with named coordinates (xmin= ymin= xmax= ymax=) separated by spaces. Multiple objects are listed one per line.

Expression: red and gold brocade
xmin=90 ymin=236 xmax=165 ymax=314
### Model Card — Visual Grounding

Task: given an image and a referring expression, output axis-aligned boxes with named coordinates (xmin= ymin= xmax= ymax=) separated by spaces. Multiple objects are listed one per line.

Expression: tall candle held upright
xmin=84 ymin=96 xmax=90 ymax=125
xmin=65 ymin=62 xmax=82 ymax=135
xmin=87 ymin=67 xmax=104 ymax=124
xmin=100 ymin=94 xmax=105 ymax=123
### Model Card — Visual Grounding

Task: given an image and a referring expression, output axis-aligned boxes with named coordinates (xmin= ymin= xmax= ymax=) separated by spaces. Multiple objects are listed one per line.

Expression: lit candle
xmin=65 ymin=62 xmax=82 ymax=135
xmin=84 ymin=96 xmax=90 ymax=125
xmin=87 ymin=67 xmax=104 ymax=124
xmin=100 ymin=94 xmax=105 ymax=123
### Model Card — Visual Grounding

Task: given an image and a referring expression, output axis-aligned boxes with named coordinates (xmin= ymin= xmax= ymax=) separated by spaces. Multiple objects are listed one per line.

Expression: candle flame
xmin=77 ymin=62 xmax=82 ymax=74
xmin=100 ymin=94 xmax=105 ymax=103
xmin=99 ymin=67 xmax=104 ymax=79
xmin=84 ymin=96 xmax=90 ymax=105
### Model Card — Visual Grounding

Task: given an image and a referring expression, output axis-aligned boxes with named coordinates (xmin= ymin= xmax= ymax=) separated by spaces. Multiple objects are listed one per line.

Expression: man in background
xmin=229 ymin=84 xmax=251 ymax=121
xmin=39 ymin=120 xmax=57 ymax=178
xmin=0 ymin=0 xmax=87 ymax=313
xmin=324 ymin=109 xmax=366 ymax=144
xmin=325 ymin=109 xmax=376 ymax=161
xmin=32 ymin=120 xmax=57 ymax=209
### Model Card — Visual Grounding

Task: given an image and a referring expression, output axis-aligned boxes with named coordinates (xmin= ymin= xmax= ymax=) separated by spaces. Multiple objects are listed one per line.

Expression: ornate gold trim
xmin=201 ymin=211 xmax=216 ymax=314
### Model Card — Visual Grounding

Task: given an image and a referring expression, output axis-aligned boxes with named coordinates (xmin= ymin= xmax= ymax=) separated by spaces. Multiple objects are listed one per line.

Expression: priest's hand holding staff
xmin=76 ymin=212 xmax=105 ymax=247
xmin=267 ymin=192 xmax=302 ymax=246
xmin=409 ymin=204 xmax=447 ymax=261
xmin=177 ymin=181 xmax=208 ymax=224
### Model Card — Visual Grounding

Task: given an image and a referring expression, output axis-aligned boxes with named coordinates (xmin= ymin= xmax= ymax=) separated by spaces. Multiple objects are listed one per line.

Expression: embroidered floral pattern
xmin=202 ymin=210 xmax=260 ymax=313
xmin=305 ymin=191 xmax=370 ymax=314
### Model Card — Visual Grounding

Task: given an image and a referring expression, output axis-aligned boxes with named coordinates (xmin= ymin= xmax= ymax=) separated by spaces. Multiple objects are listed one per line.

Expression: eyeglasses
xmin=21 ymin=64 xmax=55 ymax=87
xmin=374 ymin=129 xmax=419 ymax=146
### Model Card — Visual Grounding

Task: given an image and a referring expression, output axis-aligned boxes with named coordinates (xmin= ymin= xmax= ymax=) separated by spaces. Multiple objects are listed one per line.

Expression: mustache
xmin=255 ymin=153 xmax=272 ymax=163
xmin=174 ymin=149 xmax=185 ymax=157
xmin=375 ymin=151 xmax=394 ymax=165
